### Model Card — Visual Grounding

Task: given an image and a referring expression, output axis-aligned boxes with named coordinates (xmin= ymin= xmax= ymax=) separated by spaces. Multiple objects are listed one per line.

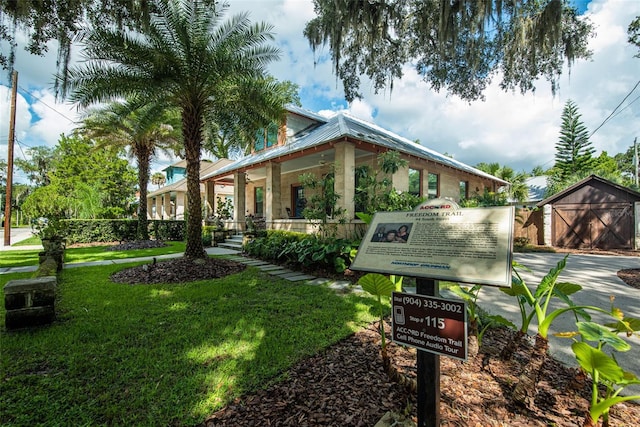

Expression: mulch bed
xmin=201 ymin=322 xmax=640 ymax=427
xmin=105 ymin=243 xmax=640 ymax=426
xmin=110 ymin=257 xmax=246 ymax=284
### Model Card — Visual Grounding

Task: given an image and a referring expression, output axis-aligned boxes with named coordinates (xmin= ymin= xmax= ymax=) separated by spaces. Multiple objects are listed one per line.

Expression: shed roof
xmin=536 ymin=174 xmax=640 ymax=207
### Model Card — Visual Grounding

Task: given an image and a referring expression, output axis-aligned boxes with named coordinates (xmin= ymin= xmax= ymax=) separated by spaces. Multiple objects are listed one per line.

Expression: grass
xmin=11 ymin=235 xmax=41 ymax=246
xmin=0 ymin=260 xmax=378 ymax=426
xmin=0 ymin=241 xmax=186 ymax=268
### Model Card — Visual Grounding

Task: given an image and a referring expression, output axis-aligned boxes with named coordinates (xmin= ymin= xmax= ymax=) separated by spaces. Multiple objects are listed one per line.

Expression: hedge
xmin=62 ymin=219 xmax=185 ymax=244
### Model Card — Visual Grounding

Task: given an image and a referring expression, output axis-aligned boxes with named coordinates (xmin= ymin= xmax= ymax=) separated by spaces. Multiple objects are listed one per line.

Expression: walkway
xmin=0 ymin=246 xmax=355 ymax=292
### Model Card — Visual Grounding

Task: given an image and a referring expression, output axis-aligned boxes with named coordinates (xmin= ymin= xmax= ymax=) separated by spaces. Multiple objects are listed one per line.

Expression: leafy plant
xmin=299 ymin=169 xmax=347 ymax=238
xmin=354 ymin=152 xmax=423 ymax=215
xmin=501 ymin=255 xmax=612 ymax=408
xmin=216 ymin=198 xmax=234 ymax=220
xmin=556 ymin=298 xmax=640 ymax=426
xmin=572 ymin=340 xmax=640 ymax=426
xmin=501 ymin=255 xmax=591 ymax=339
xmin=444 ymin=283 xmax=513 ymax=355
xmin=358 ymin=273 xmax=395 ymax=353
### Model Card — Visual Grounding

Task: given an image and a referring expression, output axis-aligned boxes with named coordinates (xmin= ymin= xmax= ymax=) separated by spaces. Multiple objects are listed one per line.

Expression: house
xmin=147 ymin=159 xmax=234 ymax=220
xmin=537 ymin=175 xmax=640 ymax=250
xmin=200 ymin=105 xmax=508 ymax=235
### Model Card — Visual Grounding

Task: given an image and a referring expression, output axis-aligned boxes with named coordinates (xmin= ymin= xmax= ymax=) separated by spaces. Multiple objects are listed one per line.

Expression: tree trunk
xmin=512 ymin=333 xmax=548 ymax=409
xmin=137 ymin=148 xmax=151 ymax=240
xmin=182 ymin=105 xmax=206 ymax=259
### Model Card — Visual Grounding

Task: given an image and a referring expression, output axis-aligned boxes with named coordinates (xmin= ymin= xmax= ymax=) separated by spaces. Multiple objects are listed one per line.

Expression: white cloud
xmin=2 ymin=0 xmax=638 ymax=178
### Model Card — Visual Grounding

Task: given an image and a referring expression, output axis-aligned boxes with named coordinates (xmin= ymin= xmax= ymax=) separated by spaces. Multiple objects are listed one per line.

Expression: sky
xmin=1 ymin=0 xmax=639 ymax=185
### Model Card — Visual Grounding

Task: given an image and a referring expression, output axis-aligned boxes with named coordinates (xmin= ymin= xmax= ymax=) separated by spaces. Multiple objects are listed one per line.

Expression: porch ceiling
xmin=212 ymin=146 xmax=375 ymax=184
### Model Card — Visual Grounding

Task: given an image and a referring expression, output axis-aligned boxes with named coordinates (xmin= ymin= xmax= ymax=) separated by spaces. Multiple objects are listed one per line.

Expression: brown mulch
xmin=110 ymin=257 xmax=246 ymax=284
xmin=108 ymin=244 xmax=640 ymax=426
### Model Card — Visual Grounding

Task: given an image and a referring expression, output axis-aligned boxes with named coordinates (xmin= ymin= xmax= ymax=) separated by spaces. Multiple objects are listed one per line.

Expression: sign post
xmin=417 ymin=278 xmax=439 ymax=427
xmin=350 ymin=199 xmax=514 ymax=427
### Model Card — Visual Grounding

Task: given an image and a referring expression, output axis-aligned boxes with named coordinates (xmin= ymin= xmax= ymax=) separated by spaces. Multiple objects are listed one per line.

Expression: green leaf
xmin=590 ymin=395 xmax=640 ymax=423
xmin=571 ymin=342 xmax=625 ymax=383
xmin=604 ymin=317 xmax=640 ymax=336
xmin=533 ymin=254 xmax=568 ymax=300
xmin=355 ymin=212 xmax=373 ymax=224
xmin=554 ymin=281 xmax=582 ymax=296
xmin=484 ymin=314 xmax=515 ymax=329
xmin=576 ymin=322 xmax=631 ymax=352
xmin=358 ymin=273 xmax=395 ymax=298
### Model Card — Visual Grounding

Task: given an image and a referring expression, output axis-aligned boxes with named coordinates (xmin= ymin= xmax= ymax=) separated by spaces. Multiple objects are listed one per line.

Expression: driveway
xmin=474 ymin=252 xmax=640 ymax=394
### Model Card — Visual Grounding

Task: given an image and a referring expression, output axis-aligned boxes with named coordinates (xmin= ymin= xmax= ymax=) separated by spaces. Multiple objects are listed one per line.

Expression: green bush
xmin=244 ymin=230 xmax=358 ymax=273
xmin=61 ymin=219 xmax=185 ymax=244
xmin=149 ymin=220 xmax=185 ymax=241
xmin=64 ymin=219 xmax=138 ymax=243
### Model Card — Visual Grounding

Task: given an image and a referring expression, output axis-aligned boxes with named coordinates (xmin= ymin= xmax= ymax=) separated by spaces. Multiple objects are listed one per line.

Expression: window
xmin=254 ymin=129 xmax=265 ymax=151
xmin=428 ymin=173 xmax=439 ymax=199
xmin=409 ymin=168 xmax=421 ymax=196
xmin=254 ymin=187 xmax=264 ymax=217
xmin=254 ymin=123 xmax=279 ymax=151
xmin=266 ymin=123 xmax=278 ymax=148
xmin=459 ymin=181 xmax=469 ymax=200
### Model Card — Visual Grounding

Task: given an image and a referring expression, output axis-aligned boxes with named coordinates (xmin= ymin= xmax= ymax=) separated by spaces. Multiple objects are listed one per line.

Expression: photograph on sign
xmin=370 ymin=223 xmax=412 ymax=243
xmin=391 ymin=292 xmax=468 ymax=361
xmin=350 ymin=206 xmax=514 ymax=287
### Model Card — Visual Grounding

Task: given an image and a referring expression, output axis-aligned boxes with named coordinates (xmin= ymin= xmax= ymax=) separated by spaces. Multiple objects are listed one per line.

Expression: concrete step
xmin=218 ymin=241 xmax=242 ymax=250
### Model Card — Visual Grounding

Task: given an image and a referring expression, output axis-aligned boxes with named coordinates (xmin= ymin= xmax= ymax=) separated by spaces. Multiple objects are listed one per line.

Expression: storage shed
xmin=537 ymin=175 xmax=640 ymax=250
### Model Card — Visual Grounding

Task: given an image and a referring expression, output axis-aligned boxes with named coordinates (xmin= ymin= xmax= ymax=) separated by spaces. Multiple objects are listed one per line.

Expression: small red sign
xmin=391 ymin=292 xmax=467 ymax=360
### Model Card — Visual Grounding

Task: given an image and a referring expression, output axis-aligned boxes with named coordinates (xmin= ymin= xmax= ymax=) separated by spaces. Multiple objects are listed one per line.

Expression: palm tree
xmin=78 ymin=99 xmax=181 ymax=240
xmin=202 ymin=77 xmax=299 ymax=159
xmin=59 ymin=0 xmax=281 ymax=258
xmin=151 ymin=172 xmax=166 ymax=189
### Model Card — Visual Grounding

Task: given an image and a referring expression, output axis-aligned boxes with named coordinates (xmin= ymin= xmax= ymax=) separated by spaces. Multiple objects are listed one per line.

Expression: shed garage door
xmin=553 ymin=203 xmax=633 ymax=249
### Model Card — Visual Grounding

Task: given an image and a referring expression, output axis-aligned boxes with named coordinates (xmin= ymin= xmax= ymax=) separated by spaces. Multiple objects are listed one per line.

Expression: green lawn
xmin=0 ymin=241 xmax=186 ymax=268
xmin=0 ymin=261 xmax=377 ymax=426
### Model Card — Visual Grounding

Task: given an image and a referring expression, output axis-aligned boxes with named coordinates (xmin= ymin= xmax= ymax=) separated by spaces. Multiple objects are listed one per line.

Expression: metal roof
xmin=201 ymin=110 xmax=508 ymax=185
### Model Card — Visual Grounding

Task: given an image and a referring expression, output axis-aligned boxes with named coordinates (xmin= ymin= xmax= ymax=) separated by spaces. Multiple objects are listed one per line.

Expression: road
xmin=0 ymin=227 xmax=37 ymax=250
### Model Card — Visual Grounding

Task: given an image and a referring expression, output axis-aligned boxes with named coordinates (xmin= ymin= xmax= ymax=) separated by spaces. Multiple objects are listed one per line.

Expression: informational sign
xmin=392 ymin=292 xmax=467 ymax=360
xmin=350 ymin=203 xmax=514 ymax=287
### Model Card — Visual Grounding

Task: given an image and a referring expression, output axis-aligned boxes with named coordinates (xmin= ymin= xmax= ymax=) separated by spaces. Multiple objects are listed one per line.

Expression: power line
xmin=590 ymin=80 xmax=640 ymax=137
xmin=17 ymin=84 xmax=79 ymax=125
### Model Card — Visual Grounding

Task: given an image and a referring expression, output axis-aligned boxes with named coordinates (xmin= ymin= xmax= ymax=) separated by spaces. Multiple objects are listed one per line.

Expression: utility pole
xmin=3 ymin=70 xmax=17 ymax=246
xmin=634 ymin=137 xmax=638 ymax=187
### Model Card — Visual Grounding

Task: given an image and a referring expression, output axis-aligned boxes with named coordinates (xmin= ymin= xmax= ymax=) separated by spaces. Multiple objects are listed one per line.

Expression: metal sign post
xmin=417 ymin=277 xmax=439 ymax=427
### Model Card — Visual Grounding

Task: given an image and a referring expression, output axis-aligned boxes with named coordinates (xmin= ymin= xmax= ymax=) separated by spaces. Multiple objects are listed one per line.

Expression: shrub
xmin=244 ymin=230 xmax=358 ymax=273
xmin=149 ymin=220 xmax=185 ymax=241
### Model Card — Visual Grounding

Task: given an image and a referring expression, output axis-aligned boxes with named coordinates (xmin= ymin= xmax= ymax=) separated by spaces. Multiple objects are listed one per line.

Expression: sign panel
xmin=350 ymin=205 xmax=514 ymax=287
xmin=392 ymin=292 xmax=467 ymax=360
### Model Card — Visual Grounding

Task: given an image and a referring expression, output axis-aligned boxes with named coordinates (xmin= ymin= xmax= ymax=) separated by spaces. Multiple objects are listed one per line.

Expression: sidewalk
xmin=0 ymin=246 xmax=355 ymax=291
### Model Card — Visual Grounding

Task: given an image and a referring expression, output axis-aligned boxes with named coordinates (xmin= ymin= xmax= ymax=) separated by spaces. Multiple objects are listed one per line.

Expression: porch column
xmin=175 ymin=192 xmax=185 ymax=220
xmin=421 ymin=168 xmax=430 ymax=198
xmin=147 ymin=198 xmax=153 ymax=219
xmin=154 ymin=197 xmax=161 ymax=219
xmin=205 ymin=181 xmax=215 ymax=219
xmin=334 ymin=141 xmax=355 ymax=219
xmin=265 ymin=162 xmax=282 ymax=223
xmin=163 ymin=193 xmax=172 ymax=219
xmin=392 ymin=164 xmax=409 ymax=192
xmin=233 ymin=171 xmax=247 ymax=230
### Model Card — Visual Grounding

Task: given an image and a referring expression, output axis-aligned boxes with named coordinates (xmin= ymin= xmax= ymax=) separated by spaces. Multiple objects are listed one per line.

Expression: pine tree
xmin=554 ymin=99 xmax=595 ymax=180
